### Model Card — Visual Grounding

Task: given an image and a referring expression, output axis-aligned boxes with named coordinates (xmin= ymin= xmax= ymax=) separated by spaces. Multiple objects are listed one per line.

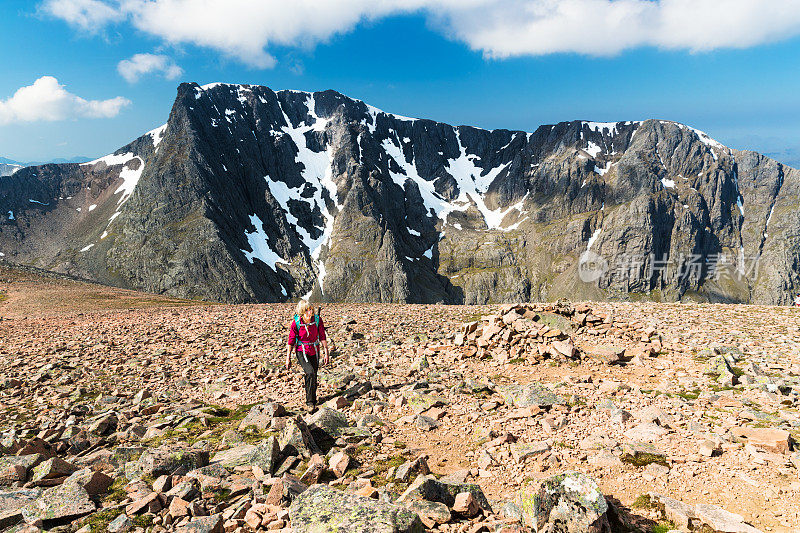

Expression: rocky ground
xmin=1 ymin=267 xmax=799 ymax=532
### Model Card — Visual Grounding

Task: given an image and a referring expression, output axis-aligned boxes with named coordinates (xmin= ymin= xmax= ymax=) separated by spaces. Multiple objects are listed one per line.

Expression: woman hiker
xmin=286 ymin=299 xmax=330 ymax=411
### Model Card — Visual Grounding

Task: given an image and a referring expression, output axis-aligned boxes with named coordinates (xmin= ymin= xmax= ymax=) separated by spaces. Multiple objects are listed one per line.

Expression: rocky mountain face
xmin=0 ymin=82 xmax=798 ymax=304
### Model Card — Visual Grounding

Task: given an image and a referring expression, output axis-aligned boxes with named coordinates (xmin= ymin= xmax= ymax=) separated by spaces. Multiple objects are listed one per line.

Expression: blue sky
xmin=1 ymin=0 xmax=800 ymax=166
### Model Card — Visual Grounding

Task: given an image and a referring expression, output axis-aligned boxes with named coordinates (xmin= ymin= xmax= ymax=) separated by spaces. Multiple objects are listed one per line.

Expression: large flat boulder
xmin=0 ymin=489 xmax=41 ymax=529
xmin=731 ymin=427 xmax=792 ymax=454
xmin=21 ymin=481 xmax=96 ymax=524
xmin=137 ymin=445 xmax=209 ymax=477
xmin=210 ymin=437 xmax=280 ymax=475
xmin=517 ymin=471 xmax=610 ymax=533
xmin=498 ymin=383 xmax=565 ymax=408
xmin=308 ymin=407 xmax=350 ymax=440
xmin=290 ymin=484 xmax=424 ymax=533
xmin=399 ymin=475 xmax=492 ymax=513
xmin=238 ymin=402 xmax=286 ymax=431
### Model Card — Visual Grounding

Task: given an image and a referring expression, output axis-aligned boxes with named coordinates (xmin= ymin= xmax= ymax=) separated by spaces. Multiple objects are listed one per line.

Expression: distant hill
xmin=0 ymin=156 xmax=92 ymax=166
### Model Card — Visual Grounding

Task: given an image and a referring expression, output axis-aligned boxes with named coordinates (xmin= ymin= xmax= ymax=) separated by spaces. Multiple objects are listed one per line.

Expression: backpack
xmin=293 ymin=308 xmax=321 ymax=354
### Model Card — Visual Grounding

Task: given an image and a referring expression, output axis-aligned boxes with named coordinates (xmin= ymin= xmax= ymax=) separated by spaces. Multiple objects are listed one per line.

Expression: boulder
xmin=511 ymin=442 xmax=551 ymax=463
xmin=175 ymin=513 xmax=224 ymax=533
xmin=695 ymin=504 xmax=763 ymax=533
xmin=290 ymin=484 xmax=424 ymax=533
xmin=279 ymin=416 xmax=321 ymax=458
xmin=137 ymin=445 xmax=209 ymax=477
xmin=166 ymin=478 xmax=201 ymax=501
xmin=731 ymin=427 xmax=792 ymax=454
xmin=404 ymin=500 xmax=451 ymax=527
xmin=238 ymin=402 xmax=286 ymax=431
xmin=63 ymin=468 xmax=113 ymax=496
xmin=399 ymin=475 xmax=492 ymax=513
xmin=654 ymin=495 xmax=696 ymax=531
xmin=0 ymin=454 xmax=44 ymax=483
xmin=517 ymin=471 xmax=610 ymax=533
xmin=452 ymin=492 xmax=480 ymax=517
xmin=108 ymin=513 xmax=132 ymax=533
xmin=299 ymin=455 xmax=325 ymax=485
xmin=0 ymin=489 xmax=41 ymax=529
xmin=623 ymin=423 xmax=668 ymax=443
xmin=498 ymin=383 xmax=565 ymax=408
xmin=413 ymin=415 xmax=439 ymax=431
xmin=308 ymin=407 xmax=351 ymax=442
xmin=582 ymin=345 xmax=624 ymax=364
xmin=21 ymin=481 xmax=96 ymax=524
xmin=329 ymin=452 xmax=351 ymax=478
xmin=29 ymin=457 xmax=79 ymax=483
xmin=266 ymin=474 xmax=308 ymax=506
xmin=394 ymin=456 xmax=430 ymax=482
xmin=405 ymin=393 xmax=446 ymax=416
xmin=210 ymin=436 xmax=280 ymax=475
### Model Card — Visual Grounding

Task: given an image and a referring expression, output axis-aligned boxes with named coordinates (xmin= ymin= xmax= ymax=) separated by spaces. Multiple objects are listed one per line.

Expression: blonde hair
xmin=296 ymin=299 xmax=312 ymax=317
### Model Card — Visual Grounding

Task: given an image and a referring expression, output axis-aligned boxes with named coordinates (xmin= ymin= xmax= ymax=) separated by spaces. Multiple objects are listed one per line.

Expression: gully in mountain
xmin=286 ymin=299 xmax=330 ymax=410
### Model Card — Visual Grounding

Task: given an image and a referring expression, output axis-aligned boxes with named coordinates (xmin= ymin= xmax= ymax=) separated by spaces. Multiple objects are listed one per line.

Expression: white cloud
xmin=42 ymin=0 xmax=800 ymax=65
xmin=40 ymin=0 xmax=123 ymax=32
xmin=0 ymin=76 xmax=130 ymax=125
xmin=117 ymin=53 xmax=184 ymax=83
xmin=434 ymin=0 xmax=800 ymax=58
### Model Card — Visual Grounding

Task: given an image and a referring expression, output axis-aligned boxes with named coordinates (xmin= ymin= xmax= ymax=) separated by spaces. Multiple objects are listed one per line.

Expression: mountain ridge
xmin=0 ymin=82 xmax=797 ymax=304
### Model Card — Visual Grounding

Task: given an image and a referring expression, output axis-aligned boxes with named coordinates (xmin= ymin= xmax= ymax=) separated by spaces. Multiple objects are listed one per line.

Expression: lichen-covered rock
xmin=175 ymin=513 xmax=224 ymax=533
xmin=308 ymin=407 xmax=350 ymax=441
xmin=137 ymin=445 xmax=209 ymax=477
xmin=404 ymin=500 xmax=451 ymax=526
xmin=517 ymin=471 xmax=610 ymax=533
xmin=0 ymin=489 xmax=41 ymax=529
xmin=498 ymin=382 xmax=565 ymax=408
xmin=0 ymin=454 xmax=44 ymax=483
xmin=238 ymin=402 xmax=285 ymax=431
xmin=405 ymin=392 xmax=446 ymax=414
xmin=210 ymin=436 xmax=280 ymax=474
xmin=399 ymin=475 xmax=492 ymax=513
xmin=108 ymin=513 xmax=133 ymax=533
xmin=695 ymin=504 xmax=763 ymax=533
xmin=290 ymin=484 xmax=424 ymax=533
xmin=279 ymin=416 xmax=321 ymax=458
xmin=21 ymin=481 xmax=95 ymax=524
xmin=62 ymin=468 xmax=113 ymax=496
xmin=29 ymin=457 xmax=79 ymax=483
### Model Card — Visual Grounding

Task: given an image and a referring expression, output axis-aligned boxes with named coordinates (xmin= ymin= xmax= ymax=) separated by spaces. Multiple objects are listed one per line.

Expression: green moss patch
xmin=621 ymin=452 xmax=668 ymax=468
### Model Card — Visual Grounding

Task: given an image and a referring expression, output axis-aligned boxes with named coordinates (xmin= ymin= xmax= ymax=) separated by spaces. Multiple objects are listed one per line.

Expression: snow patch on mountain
xmin=586 ymin=227 xmax=602 ymax=251
xmin=382 ymin=129 xmax=520 ymax=230
xmin=276 ymin=94 xmax=339 ymax=295
xmin=241 ymin=214 xmax=286 ymax=270
xmin=147 ymin=124 xmax=168 ymax=149
xmin=594 ymin=162 xmax=613 ymax=176
xmin=113 ymin=156 xmax=144 ymax=206
xmin=586 ymin=141 xmax=602 ymax=158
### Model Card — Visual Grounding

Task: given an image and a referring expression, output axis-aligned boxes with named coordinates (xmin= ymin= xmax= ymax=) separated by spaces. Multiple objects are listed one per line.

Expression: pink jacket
xmin=287 ymin=317 xmax=326 ymax=356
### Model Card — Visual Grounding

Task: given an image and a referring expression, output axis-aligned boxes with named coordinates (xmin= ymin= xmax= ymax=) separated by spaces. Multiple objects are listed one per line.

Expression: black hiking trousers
xmin=295 ymin=349 xmax=319 ymax=406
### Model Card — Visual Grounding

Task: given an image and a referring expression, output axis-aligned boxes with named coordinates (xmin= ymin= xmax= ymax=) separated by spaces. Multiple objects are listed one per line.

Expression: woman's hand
xmin=322 ymin=350 xmax=330 ymax=367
